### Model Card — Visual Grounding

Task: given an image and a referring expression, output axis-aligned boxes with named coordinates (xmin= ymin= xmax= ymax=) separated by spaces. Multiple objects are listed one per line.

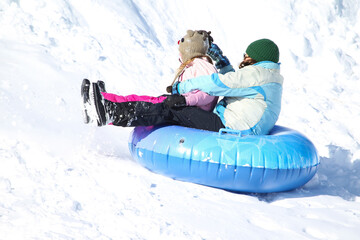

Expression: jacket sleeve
xmin=183 ymin=90 xmax=217 ymax=106
xmin=178 ymin=67 xmax=262 ymax=97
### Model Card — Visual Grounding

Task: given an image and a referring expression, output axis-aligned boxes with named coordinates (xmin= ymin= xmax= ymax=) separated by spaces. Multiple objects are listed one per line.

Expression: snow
xmin=1 ymin=0 xmax=360 ymax=239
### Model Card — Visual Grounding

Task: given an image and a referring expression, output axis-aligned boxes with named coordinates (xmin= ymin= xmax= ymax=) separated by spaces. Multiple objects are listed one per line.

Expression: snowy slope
xmin=1 ymin=0 xmax=360 ymax=239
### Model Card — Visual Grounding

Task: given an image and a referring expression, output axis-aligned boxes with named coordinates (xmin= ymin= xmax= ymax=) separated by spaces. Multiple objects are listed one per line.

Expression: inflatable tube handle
xmin=218 ymin=128 xmax=243 ymax=137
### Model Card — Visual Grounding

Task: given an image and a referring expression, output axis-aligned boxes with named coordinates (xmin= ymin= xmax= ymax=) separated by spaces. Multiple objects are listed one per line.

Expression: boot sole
xmin=91 ymin=82 xmax=107 ymax=126
xmin=81 ymin=79 xmax=91 ymax=124
xmin=97 ymin=80 xmax=106 ymax=93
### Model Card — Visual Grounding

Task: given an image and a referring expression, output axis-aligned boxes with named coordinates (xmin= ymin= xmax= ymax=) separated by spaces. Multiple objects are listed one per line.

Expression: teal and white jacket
xmin=177 ymin=61 xmax=284 ymax=135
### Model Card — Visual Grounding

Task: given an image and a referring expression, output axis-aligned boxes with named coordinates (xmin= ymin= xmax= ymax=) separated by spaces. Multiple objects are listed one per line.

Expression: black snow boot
xmin=89 ymin=82 xmax=110 ymax=126
xmin=81 ymin=79 xmax=112 ymax=126
xmin=81 ymin=79 xmax=132 ymax=126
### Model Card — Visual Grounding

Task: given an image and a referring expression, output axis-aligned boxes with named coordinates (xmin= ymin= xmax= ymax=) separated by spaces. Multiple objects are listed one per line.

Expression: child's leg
xmin=169 ymin=106 xmax=225 ymax=131
xmin=101 ymin=92 xmax=167 ymax=104
xmin=110 ymin=101 xmax=174 ymax=127
xmin=110 ymin=101 xmax=224 ymax=132
xmin=86 ymin=80 xmax=222 ymax=131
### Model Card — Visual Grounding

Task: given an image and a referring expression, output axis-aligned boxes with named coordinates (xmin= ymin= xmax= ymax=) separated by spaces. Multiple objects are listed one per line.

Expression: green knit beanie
xmin=246 ymin=39 xmax=279 ymax=63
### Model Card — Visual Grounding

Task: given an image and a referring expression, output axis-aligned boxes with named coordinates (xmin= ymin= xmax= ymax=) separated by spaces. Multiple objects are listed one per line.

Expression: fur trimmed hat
xmin=246 ymin=38 xmax=279 ymax=63
xmin=179 ymin=30 xmax=210 ymax=63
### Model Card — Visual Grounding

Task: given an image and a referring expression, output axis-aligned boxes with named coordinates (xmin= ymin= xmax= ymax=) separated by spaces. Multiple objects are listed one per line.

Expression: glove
xmin=166 ymin=81 xmax=181 ymax=94
xmin=171 ymin=81 xmax=181 ymax=95
xmin=215 ymin=56 xmax=230 ymax=69
xmin=163 ymin=95 xmax=186 ymax=108
xmin=207 ymin=43 xmax=231 ymax=70
xmin=207 ymin=43 xmax=224 ymax=63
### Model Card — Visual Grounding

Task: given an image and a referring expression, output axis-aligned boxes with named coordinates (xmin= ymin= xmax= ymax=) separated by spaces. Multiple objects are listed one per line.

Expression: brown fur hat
xmin=179 ymin=30 xmax=210 ymax=63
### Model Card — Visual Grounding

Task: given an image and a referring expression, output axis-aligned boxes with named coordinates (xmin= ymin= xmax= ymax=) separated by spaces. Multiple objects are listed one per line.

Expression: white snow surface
xmin=1 ymin=0 xmax=360 ymax=239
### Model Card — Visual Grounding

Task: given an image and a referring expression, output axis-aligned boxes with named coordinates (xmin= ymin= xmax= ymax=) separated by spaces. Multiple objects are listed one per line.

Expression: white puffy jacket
xmin=177 ymin=61 xmax=284 ymax=135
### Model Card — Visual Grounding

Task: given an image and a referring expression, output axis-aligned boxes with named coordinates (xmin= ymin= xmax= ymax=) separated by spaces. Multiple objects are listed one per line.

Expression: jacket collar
xmin=254 ymin=61 xmax=281 ymax=70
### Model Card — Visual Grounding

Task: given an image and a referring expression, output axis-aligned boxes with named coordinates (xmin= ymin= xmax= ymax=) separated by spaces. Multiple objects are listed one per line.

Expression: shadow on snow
xmin=252 ymin=144 xmax=360 ymax=202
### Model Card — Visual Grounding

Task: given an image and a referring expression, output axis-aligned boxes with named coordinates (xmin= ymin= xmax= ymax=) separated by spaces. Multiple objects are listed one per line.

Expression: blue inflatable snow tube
xmin=128 ymin=125 xmax=319 ymax=193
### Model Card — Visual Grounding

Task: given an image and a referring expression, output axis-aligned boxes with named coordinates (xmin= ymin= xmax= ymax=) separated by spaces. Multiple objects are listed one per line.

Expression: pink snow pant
xmin=101 ymin=92 xmax=167 ymax=104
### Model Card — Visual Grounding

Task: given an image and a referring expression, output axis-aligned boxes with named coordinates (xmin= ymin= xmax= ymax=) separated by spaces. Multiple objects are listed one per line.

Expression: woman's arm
xmin=177 ymin=67 xmax=261 ymax=97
